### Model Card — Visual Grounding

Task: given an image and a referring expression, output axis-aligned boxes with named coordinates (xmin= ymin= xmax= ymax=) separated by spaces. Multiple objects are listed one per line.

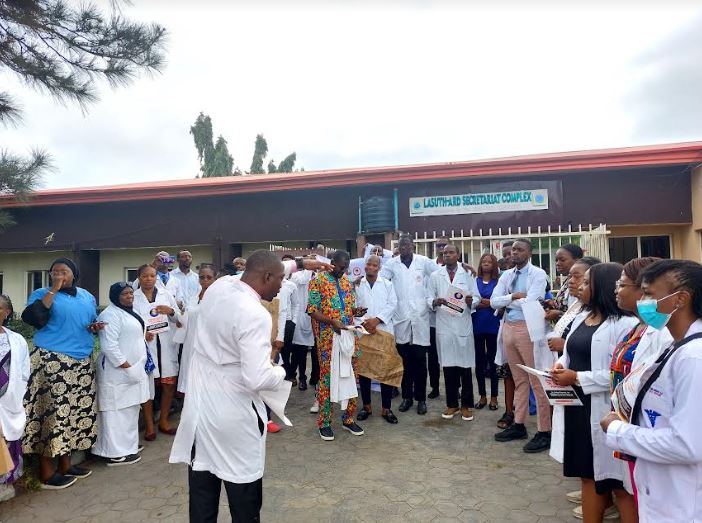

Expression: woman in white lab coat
xmin=427 ymin=245 xmax=480 ymax=421
xmin=0 ymin=295 xmax=30 ymax=501
xmin=602 ymin=259 xmax=702 ymax=523
xmin=551 ymin=263 xmax=637 ymax=522
xmin=177 ymin=264 xmax=217 ymax=395
xmin=133 ymin=264 xmax=182 ymax=440
xmin=92 ymin=283 xmax=150 ymax=466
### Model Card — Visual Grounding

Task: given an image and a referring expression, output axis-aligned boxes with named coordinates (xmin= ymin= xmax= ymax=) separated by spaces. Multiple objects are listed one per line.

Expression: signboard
xmin=409 ymin=189 xmax=549 ymax=217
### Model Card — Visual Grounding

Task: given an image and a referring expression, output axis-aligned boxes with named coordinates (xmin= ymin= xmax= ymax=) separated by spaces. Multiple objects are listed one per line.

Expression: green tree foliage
xmin=0 ymin=0 xmax=167 ymax=229
xmin=212 ymin=136 xmax=234 ymax=177
xmin=190 ymin=113 xmax=235 ymax=177
xmin=267 ymin=159 xmax=277 ymax=173
xmin=277 ymin=152 xmax=297 ymax=173
xmin=250 ymin=134 xmax=268 ymax=174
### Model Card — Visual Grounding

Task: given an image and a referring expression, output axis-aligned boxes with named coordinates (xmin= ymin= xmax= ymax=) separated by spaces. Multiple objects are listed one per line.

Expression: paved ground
xmin=1 ymin=376 xmax=580 ymax=522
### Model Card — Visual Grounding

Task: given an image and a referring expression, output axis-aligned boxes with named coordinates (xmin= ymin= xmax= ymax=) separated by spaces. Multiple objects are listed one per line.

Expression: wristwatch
xmin=295 ymin=257 xmax=305 ymax=270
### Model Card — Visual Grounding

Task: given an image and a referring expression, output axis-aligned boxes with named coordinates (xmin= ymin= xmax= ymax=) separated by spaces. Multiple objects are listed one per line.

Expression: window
xmin=0 ymin=272 xmax=3 ymax=295
xmin=640 ymin=236 xmax=671 ymax=258
xmin=609 ymin=235 xmax=671 ymax=264
xmin=26 ymin=270 xmax=49 ymax=299
xmin=125 ymin=268 xmax=138 ymax=284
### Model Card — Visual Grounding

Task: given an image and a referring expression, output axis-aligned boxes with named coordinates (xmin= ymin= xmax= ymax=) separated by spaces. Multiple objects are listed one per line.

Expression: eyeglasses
xmin=615 ymin=281 xmax=638 ymax=290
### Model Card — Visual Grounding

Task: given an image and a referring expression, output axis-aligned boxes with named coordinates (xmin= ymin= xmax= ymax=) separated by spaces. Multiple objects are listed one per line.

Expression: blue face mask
xmin=636 ymin=292 xmax=679 ymax=330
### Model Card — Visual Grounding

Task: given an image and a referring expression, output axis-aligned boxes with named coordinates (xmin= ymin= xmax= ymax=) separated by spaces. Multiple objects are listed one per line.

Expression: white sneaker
xmin=572 ymin=505 xmax=619 ymax=520
xmin=566 ymin=490 xmax=582 ymax=504
xmin=310 ymin=400 xmax=319 ymax=413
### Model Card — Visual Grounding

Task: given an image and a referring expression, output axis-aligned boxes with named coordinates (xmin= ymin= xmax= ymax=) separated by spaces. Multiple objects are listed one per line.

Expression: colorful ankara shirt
xmin=610 ymin=322 xmax=647 ymax=393
xmin=306 ymin=272 xmax=357 ymax=350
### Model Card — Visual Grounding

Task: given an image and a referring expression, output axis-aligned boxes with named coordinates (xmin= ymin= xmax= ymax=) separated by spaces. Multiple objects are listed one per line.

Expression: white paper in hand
xmin=259 ymin=380 xmax=293 ymax=426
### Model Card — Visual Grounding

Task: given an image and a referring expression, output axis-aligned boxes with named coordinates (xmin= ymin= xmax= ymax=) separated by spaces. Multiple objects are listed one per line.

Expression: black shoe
xmin=382 ymin=410 xmax=398 ymax=424
xmin=427 ymin=388 xmax=440 ymax=399
xmin=343 ymin=422 xmax=364 ymax=436
xmin=523 ymin=431 xmax=551 ymax=453
xmin=298 ymin=379 xmax=307 ymax=391
xmin=65 ymin=466 xmax=92 ymax=479
xmin=495 ymin=423 xmax=528 ymax=442
xmin=106 ymin=454 xmax=142 ymax=467
xmin=398 ymin=399 xmax=413 ymax=412
xmin=417 ymin=401 xmax=427 ymax=415
xmin=41 ymin=473 xmax=77 ymax=490
xmin=319 ymin=426 xmax=334 ymax=441
xmin=357 ymin=408 xmax=371 ymax=421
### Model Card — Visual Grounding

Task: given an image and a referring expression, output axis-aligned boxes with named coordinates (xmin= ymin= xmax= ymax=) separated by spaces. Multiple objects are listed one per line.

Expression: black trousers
xmin=474 ymin=333 xmax=499 ymax=397
xmin=309 ymin=342 xmax=320 ymax=386
xmin=428 ymin=327 xmax=440 ymax=391
xmin=397 ymin=344 xmax=427 ymax=401
xmin=189 ymin=468 xmax=262 ymax=523
xmin=290 ymin=343 xmax=309 ymax=382
xmin=279 ymin=320 xmax=296 ymax=379
xmin=359 ymin=375 xmax=393 ymax=410
xmin=443 ymin=366 xmax=474 ymax=408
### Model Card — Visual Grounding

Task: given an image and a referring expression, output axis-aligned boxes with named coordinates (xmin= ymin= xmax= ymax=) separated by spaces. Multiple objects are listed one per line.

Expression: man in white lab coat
xmin=274 ymin=269 xmax=299 ymax=384
xmin=491 ymin=239 xmax=552 ymax=453
xmin=380 ymin=235 xmax=439 ymax=415
xmin=170 ymin=250 xmax=201 ymax=307
xmin=356 ymin=255 xmax=399 ymax=423
xmin=428 ymin=245 xmax=481 ymax=421
xmin=169 ymin=251 xmax=330 ymax=522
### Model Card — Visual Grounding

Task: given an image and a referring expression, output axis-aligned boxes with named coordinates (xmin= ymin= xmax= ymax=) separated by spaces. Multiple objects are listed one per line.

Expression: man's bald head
xmin=241 ymin=250 xmax=285 ymax=301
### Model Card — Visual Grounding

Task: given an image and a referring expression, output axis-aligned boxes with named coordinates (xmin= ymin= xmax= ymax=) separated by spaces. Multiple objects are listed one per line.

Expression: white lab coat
xmin=491 ymin=263 xmax=552 ymax=370
xmin=94 ymin=305 xmax=150 ymax=411
xmin=356 ymin=276 xmax=397 ymax=335
xmin=291 ymin=270 xmax=315 ymax=347
xmin=549 ymin=312 xmax=637 ymax=485
xmin=380 ymin=254 xmax=439 ymax=346
xmin=170 ymin=268 xmax=201 ymax=307
xmin=133 ymin=287 xmax=182 ymax=383
xmin=169 ymin=277 xmax=287 ymax=484
xmin=330 ymin=330 xmax=357 ymax=408
xmin=275 ymin=279 xmax=298 ymax=344
xmin=0 ymin=328 xmax=30 ymax=442
xmin=427 ymin=266 xmax=480 ymax=368
xmin=93 ymin=305 xmax=150 ymax=458
xmin=176 ymin=294 xmax=204 ymax=394
xmin=606 ymin=320 xmax=702 ymax=523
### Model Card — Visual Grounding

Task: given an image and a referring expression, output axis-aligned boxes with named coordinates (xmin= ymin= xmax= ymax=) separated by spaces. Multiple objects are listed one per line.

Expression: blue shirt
xmin=505 ymin=268 xmax=527 ymax=322
xmin=28 ymin=288 xmax=97 ymax=360
xmin=473 ymin=278 xmax=500 ymax=335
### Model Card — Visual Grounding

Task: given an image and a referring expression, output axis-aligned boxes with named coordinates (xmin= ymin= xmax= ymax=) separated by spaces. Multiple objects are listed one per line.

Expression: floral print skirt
xmin=22 ymin=347 xmax=97 ymax=458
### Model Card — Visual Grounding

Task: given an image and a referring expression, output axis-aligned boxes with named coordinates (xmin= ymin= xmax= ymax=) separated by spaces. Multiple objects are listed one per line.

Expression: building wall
xmin=608 ymin=224 xmax=687 ymax=260
xmin=0 ymin=249 xmax=72 ymax=312
xmin=680 ymin=165 xmax=702 ymax=263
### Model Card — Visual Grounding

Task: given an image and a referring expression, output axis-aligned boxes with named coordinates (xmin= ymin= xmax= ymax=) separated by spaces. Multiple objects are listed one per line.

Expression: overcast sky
xmin=2 ymin=1 xmax=701 ymax=190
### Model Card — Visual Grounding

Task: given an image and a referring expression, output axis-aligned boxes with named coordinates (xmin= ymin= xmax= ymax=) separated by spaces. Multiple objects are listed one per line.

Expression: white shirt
xmin=490 ymin=262 xmax=548 ymax=320
xmin=0 ymin=328 xmax=30 ymax=441
xmin=169 ymin=277 xmax=286 ymax=483
xmin=356 ymin=276 xmax=397 ymax=335
xmin=275 ymin=279 xmax=298 ymax=343
xmin=170 ymin=267 xmax=201 ymax=307
xmin=380 ymin=254 xmax=439 ymax=346
xmin=291 ymin=270 xmax=315 ymax=346
xmin=606 ymin=320 xmax=702 ymax=523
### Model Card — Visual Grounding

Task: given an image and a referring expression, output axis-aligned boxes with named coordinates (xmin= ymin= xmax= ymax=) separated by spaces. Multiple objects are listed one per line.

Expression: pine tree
xmin=250 ymin=134 xmax=268 ymax=174
xmin=277 ymin=152 xmax=297 ymax=173
xmin=0 ymin=0 xmax=167 ymax=229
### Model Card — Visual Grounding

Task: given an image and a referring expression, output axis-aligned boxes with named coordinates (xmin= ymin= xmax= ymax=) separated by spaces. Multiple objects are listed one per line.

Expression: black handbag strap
xmin=631 ymin=331 xmax=702 ymax=426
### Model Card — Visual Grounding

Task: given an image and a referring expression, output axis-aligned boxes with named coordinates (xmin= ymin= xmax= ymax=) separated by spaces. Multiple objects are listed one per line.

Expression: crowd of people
xmin=0 ymin=238 xmax=701 ymax=523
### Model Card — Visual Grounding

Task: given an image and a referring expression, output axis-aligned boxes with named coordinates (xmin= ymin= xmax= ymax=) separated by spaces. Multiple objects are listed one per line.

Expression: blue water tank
xmin=361 ymin=196 xmax=394 ymax=233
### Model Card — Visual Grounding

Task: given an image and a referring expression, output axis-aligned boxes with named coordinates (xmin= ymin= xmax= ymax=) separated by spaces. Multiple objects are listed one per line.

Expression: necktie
xmin=510 ymin=270 xmax=521 ymax=293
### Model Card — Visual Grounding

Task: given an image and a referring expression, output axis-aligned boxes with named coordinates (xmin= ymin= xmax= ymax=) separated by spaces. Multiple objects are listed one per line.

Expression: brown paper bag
xmin=0 ymin=438 xmax=13 ymax=476
xmin=260 ymin=298 xmax=280 ymax=343
xmin=356 ymin=330 xmax=404 ymax=388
